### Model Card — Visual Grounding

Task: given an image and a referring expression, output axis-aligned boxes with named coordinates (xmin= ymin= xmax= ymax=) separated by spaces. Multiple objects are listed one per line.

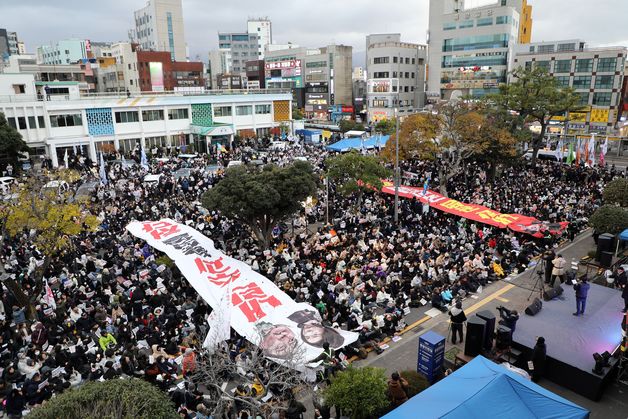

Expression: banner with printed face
xmin=380 ymin=182 xmax=567 ymax=238
xmin=126 ymin=219 xmax=358 ymax=363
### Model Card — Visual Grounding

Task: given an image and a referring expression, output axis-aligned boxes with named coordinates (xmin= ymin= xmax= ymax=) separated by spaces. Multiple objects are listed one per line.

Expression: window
xmin=168 ymin=108 xmax=189 ymax=119
xmin=592 ymin=92 xmax=612 ymax=106
xmin=306 ymin=61 xmax=327 ymax=68
xmin=405 ymin=72 xmax=410 ymax=78
xmin=37 ymin=116 xmax=45 ymax=128
xmin=235 ymin=105 xmax=252 ymax=116
xmin=28 ymin=116 xmax=36 ymax=129
xmin=12 ymin=84 xmax=25 ymax=94
xmin=576 ymin=92 xmax=590 ymax=106
xmin=405 ymin=58 xmax=410 ymax=64
xmin=597 ymin=57 xmax=616 ymax=72
xmin=524 ymin=61 xmax=532 ymax=70
xmin=373 ymin=72 xmax=389 ymax=78
xmin=50 ymin=114 xmax=83 ymax=127
xmin=554 ymin=59 xmax=571 ymax=73
xmin=495 ymin=16 xmax=511 ymax=24
xmin=444 ymin=22 xmax=457 ymax=30
xmin=477 ymin=17 xmax=493 ymax=27
xmin=575 ymin=59 xmax=593 ymax=72
xmin=555 ymin=76 xmax=570 ymax=87
xmin=141 ymin=109 xmax=164 ymax=121
xmin=557 ymin=43 xmax=576 ymax=52
xmin=443 ymin=34 xmax=508 ymax=52
xmin=595 ymin=75 xmax=614 ymax=89
xmin=538 ymin=45 xmax=554 ymax=53
xmin=214 ymin=106 xmax=232 ymax=117
xmin=393 ymin=56 xmax=398 ymax=63
xmin=412 ymin=58 xmax=415 ymax=64
xmin=17 ymin=117 xmax=26 ymax=130
xmin=255 ymin=104 xmax=271 ymax=114
xmin=114 ymin=111 xmax=139 ymax=123
xmin=7 ymin=117 xmax=16 ymax=129
xmin=535 ymin=61 xmax=550 ymax=71
xmin=459 ymin=20 xmax=474 ymax=29
xmin=372 ymin=99 xmax=387 ymax=107
xmin=572 ymin=76 xmax=591 ymax=89
xmin=373 ymin=57 xmax=389 ymax=64
xmin=412 ymin=72 xmax=415 ymax=78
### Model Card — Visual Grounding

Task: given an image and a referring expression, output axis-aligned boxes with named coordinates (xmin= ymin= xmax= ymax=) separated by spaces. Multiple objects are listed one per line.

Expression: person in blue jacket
xmin=573 ymin=276 xmax=590 ymax=316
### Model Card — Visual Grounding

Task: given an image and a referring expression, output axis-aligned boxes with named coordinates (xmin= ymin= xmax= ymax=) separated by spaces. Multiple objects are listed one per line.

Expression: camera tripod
xmin=527 ymin=258 xmax=547 ymax=302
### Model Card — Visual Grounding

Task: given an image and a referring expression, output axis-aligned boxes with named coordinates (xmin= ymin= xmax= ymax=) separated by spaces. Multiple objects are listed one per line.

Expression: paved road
xmin=350 ymin=231 xmax=628 ymax=418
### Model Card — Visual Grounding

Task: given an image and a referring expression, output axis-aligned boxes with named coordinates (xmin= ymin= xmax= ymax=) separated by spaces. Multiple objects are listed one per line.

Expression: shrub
xmin=323 ymin=366 xmax=388 ymax=419
xmin=589 ymin=205 xmax=628 ymax=235
xmin=400 ymin=370 xmax=430 ymax=397
xmin=603 ymin=178 xmax=628 ymax=207
xmin=28 ymin=378 xmax=178 ymax=419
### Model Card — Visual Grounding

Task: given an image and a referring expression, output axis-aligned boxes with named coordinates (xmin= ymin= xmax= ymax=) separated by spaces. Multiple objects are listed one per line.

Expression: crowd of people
xmin=0 ymin=137 xmax=624 ymax=418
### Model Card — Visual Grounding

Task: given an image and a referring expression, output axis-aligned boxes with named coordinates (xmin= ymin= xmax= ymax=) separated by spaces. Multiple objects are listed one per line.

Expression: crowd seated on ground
xmin=0 ymin=136 xmax=623 ymax=417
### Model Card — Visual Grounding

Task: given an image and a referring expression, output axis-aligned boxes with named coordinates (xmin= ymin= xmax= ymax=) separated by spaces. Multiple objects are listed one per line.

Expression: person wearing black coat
xmin=530 ymin=336 xmax=547 ymax=382
xmin=5 ymin=388 xmax=26 ymax=418
xmin=448 ymin=300 xmax=467 ymax=345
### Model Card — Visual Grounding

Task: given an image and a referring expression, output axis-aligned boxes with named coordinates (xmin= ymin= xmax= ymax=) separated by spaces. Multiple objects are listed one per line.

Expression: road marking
xmin=464 ymin=284 xmax=515 ymax=314
xmin=496 ymin=297 xmax=509 ymax=303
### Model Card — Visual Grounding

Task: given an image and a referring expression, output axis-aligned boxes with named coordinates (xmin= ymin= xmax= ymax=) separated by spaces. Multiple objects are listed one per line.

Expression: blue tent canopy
xmin=383 ymin=356 xmax=589 ymax=419
xmin=326 ymin=135 xmax=389 ymax=152
xmin=619 ymin=228 xmax=628 ymax=242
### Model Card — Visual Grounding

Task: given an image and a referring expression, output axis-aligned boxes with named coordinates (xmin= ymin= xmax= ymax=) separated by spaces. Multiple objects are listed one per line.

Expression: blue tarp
xmin=325 ymin=135 xmax=390 ymax=152
xmin=619 ymin=228 xmax=628 ymax=242
xmin=383 ymin=356 xmax=589 ymax=419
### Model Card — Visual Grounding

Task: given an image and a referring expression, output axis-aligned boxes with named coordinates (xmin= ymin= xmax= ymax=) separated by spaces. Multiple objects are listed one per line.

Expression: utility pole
xmin=394 ymin=53 xmax=401 ymax=225
xmin=325 ymin=176 xmax=329 ymax=225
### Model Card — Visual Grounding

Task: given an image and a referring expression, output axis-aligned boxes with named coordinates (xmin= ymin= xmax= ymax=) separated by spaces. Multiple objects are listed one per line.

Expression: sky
xmin=3 ymin=0 xmax=628 ymax=65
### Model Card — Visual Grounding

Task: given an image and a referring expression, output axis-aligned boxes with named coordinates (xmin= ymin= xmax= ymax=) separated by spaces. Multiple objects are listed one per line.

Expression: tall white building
xmin=247 ymin=18 xmax=272 ymax=59
xmin=132 ymin=0 xmax=186 ymax=62
xmin=427 ymin=0 xmax=525 ymax=100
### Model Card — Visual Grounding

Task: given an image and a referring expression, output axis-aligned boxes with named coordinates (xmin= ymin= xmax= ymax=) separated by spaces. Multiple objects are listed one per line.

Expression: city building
xmin=217 ymin=32 xmax=259 ymax=75
xmin=37 ymin=39 xmax=89 ymax=65
xmin=266 ymin=43 xmax=299 ymax=54
xmin=217 ymin=74 xmax=244 ymax=89
xmin=247 ymin=18 xmax=273 ymax=59
xmin=94 ymin=43 xmax=141 ymax=93
xmin=207 ymin=50 xmax=229 ymax=89
xmin=352 ymin=78 xmax=367 ymax=121
xmin=519 ymin=0 xmax=532 ymax=44
xmin=0 ymin=29 xmax=21 ymax=61
xmin=427 ymin=0 xmax=531 ymax=100
xmin=0 ymin=73 xmax=292 ymax=165
xmin=245 ymin=60 xmax=265 ymax=89
xmin=264 ymin=44 xmax=353 ymax=119
xmin=17 ymin=41 xmax=26 ymax=55
xmin=136 ymin=51 xmax=204 ymax=92
xmin=365 ymin=33 xmax=427 ymax=123
xmin=352 ymin=67 xmax=365 ymax=81
xmin=131 ymin=0 xmax=187 ymax=61
xmin=513 ymin=40 xmax=627 ymax=134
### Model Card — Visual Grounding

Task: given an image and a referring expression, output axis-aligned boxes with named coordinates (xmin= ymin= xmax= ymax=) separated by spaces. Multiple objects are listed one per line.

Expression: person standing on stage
xmin=573 ymin=276 xmax=590 ymax=316
xmin=543 ymin=250 xmax=555 ymax=284
xmin=551 ymin=253 xmax=566 ymax=286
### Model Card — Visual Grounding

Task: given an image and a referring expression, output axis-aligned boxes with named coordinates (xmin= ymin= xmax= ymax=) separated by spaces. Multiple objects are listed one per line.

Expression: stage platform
xmin=512 ymin=282 xmax=624 ymax=401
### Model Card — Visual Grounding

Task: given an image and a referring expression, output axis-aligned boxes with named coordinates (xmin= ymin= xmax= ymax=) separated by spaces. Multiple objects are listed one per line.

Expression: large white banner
xmin=126 ymin=219 xmax=358 ymax=362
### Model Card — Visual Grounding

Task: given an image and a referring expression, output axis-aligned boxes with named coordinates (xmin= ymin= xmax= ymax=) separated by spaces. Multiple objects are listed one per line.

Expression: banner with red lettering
xmin=127 ymin=219 xmax=358 ymax=364
xmin=381 ymin=182 xmax=567 ymax=238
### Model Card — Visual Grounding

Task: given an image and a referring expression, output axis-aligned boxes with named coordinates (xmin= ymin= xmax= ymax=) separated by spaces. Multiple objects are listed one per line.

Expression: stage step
xmin=510 ymin=348 xmax=522 ymax=357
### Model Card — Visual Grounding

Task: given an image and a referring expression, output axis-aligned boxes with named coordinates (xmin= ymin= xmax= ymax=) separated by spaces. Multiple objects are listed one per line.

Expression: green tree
xmin=0 ymin=112 xmax=30 ymax=172
xmin=338 ymin=119 xmax=365 ymax=133
xmin=326 ymin=151 xmax=391 ymax=206
xmin=603 ymin=178 xmax=628 ymax=207
xmin=28 ymin=378 xmax=178 ymax=419
xmin=487 ymin=67 xmax=583 ymax=165
xmin=323 ymin=366 xmax=389 ymax=419
xmin=201 ymin=161 xmax=317 ymax=248
xmin=293 ymin=107 xmax=305 ymax=120
xmin=589 ymin=205 xmax=628 ymax=235
xmin=1 ymin=172 xmax=100 ymax=316
xmin=374 ymin=118 xmax=396 ymax=136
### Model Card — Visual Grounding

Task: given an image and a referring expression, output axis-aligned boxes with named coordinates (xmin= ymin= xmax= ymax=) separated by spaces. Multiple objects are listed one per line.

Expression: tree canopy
xmin=339 ymin=119 xmax=365 ymax=133
xmin=374 ymin=118 xmax=396 ymax=136
xmin=323 ymin=366 xmax=389 ymax=419
xmin=28 ymin=378 xmax=178 ymax=419
xmin=603 ymin=178 xmax=628 ymax=207
xmin=326 ymin=151 xmax=391 ymax=204
xmin=486 ymin=67 xmax=583 ymax=164
xmin=0 ymin=112 xmax=30 ymax=170
xmin=589 ymin=205 xmax=628 ymax=235
xmin=201 ymin=161 xmax=318 ymax=248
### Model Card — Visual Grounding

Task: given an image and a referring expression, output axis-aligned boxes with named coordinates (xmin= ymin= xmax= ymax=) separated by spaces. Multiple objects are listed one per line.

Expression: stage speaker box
xmin=596 ymin=233 xmax=614 ymax=261
xmin=543 ymin=285 xmax=564 ymax=301
xmin=465 ymin=315 xmax=486 ymax=357
xmin=496 ymin=325 xmax=512 ymax=350
xmin=476 ymin=310 xmax=496 ymax=351
xmin=525 ymin=298 xmax=543 ymax=315
xmin=599 ymin=251 xmax=613 ymax=268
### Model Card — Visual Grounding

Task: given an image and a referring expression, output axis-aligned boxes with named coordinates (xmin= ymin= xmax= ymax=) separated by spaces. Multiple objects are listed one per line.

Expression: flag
xmin=203 ymin=284 xmax=232 ymax=353
xmin=140 ymin=146 xmax=149 ymax=169
xmin=587 ymin=134 xmax=595 ymax=167
xmin=600 ymin=137 xmax=608 ymax=166
xmin=43 ymin=278 xmax=56 ymax=310
xmin=557 ymin=138 xmax=564 ymax=163
xmin=99 ymin=152 xmax=108 ymax=186
xmin=422 ymin=176 xmax=430 ymax=196
xmin=63 ymin=149 xmax=69 ymax=168
xmin=566 ymin=143 xmax=574 ymax=165
xmin=575 ymin=139 xmax=581 ymax=167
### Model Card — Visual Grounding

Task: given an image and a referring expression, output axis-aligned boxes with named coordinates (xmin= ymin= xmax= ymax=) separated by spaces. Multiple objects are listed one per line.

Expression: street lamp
xmin=394 ymin=106 xmax=399 ymax=225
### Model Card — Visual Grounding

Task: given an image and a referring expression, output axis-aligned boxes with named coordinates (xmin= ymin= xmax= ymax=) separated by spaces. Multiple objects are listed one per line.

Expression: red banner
xmin=381 ymin=182 xmax=567 ymax=238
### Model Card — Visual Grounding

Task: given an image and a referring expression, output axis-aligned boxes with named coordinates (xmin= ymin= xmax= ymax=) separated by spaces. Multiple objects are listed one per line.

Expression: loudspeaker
xmin=476 ymin=310 xmax=496 ymax=351
xmin=496 ymin=325 xmax=512 ymax=350
xmin=465 ymin=315 xmax=486 ymax=357
xmin=543 ymin=285 xmax=564 ymax=301
xmin=596 ymin=233 xmax=614 ymax=261
xmin=600 ymin=251 xmax=613 ymax=268
xmin=525 ymin=298 xmax=543 ymax=315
